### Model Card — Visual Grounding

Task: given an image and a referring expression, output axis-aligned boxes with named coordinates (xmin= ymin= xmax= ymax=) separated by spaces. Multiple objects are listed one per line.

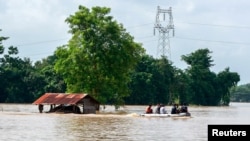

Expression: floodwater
xmin=0 ymin=103 xmax=249 ymax=141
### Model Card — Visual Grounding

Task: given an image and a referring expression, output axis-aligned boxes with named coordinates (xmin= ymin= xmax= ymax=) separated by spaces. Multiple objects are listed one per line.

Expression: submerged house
xmin=32 ymin=93 xmax=100 ymax=114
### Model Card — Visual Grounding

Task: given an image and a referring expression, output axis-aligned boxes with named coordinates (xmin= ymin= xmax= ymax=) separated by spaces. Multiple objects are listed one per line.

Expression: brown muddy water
xmin=0 ymin=103 xmax=249 ymax=141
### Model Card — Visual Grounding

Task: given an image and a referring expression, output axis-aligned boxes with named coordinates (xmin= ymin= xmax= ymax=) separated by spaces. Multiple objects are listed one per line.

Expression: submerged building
xmin=33 ymin=93 xmax=100 ymax=114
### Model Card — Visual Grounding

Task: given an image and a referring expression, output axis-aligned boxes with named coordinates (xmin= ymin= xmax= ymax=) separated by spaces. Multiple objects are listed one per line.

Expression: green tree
xmin=181 ymin=48 xmax=216 ymax=105
xmin=216 ymin=68 xmax=240 ymax=105
xmin=54 ymin=6 xmax=145 ymax=106
xmin=154 ymin=56 xmax=174 ymax=104
xmin=181 ymin=48 xmax=240 ymax=105
xmin=127 ymin=55 xmax=175 ymax=105
xmin=0 ymin=29 xmax=46 ymax=103
xmin=34 ymin=54 xmax=66 ymax=98
xmin=0 ymin=30 xmax=9 ymax=102
xmin=171 ymin=68 xmax=192 ymax=105
xmin=0 ymin=47 xmax=38 ymax=102
xmin=127 ymin=55 xmax=157 ymax=104
xmin=231 ymin=83 xmax=250 ymax=102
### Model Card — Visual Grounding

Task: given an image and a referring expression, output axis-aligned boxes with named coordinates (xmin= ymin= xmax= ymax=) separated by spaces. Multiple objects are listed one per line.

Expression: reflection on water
xmin=0 ymin=103 xmax=249 ymax=141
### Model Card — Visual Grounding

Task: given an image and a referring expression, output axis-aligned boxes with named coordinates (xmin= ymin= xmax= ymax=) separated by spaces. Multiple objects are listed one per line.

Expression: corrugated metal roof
xmin=32 ymin=93 xmax=94 ymax=105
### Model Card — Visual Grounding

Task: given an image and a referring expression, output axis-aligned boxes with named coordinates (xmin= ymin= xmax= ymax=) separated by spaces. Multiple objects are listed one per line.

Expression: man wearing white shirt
xmin=160 ymin=104 xmax=167 ymax=114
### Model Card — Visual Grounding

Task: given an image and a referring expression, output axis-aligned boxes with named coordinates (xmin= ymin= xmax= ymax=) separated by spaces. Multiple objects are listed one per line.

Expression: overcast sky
xmin=0 ymin=0 xmax=249 ymax=85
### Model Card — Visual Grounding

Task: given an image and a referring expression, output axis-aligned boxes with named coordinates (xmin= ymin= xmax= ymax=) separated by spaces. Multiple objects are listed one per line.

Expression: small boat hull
xmin=140 ymin=112 xmax=191 ymax=117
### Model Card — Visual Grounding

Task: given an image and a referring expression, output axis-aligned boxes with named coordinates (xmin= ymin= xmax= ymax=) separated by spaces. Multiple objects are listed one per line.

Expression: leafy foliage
xmin=54 ymin=6 xmax=145 ymax=106
xmin=0 ymin=30 xmax=66 ymax=103
xmin=181 ymin=48 xmax=240 ymax=106
xmin=0 ymin=6 xmax=243 ymax=106
xmin=231 ymin=83 xmax=250 ymax=102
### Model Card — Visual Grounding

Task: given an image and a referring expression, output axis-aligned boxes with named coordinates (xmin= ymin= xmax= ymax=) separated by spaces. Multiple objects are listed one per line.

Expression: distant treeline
xmin=231 ymin=84 xmax=250 ymax=102
xmin=0 ymin=6 xmax=241 ymax=107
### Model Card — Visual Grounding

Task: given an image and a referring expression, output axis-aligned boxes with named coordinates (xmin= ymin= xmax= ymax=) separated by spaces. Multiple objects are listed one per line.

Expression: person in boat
xmin=154 ymin=103 xmax=161 ymax=114
xmin=171 ymin=103 xmax=179 ymax=114
xmin=145 ymin=104 xmax=153 ymax=114
xmin=160 ymin=104 xmax=167 ymax=114
xmin=177 ymin=104 xmax=181 ymax=113
xmin=180 ymin=103 xmax=191 ymax=116
xmin=180 ymin=103 xmax=188 ymax=113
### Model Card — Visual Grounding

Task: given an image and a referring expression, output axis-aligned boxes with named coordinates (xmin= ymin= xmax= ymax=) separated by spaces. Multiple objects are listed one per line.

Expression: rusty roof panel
xmin=32 ymin=93 xmax=88 ymax=105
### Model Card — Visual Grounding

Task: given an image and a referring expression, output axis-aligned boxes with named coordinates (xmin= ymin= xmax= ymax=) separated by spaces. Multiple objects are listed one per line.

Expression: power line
xmin=16 ymin=38 xmax=68 ymax=47
xmin=174 ymin=36 xmax=250 ymax=45
xmin=175 ymin=21 xmax=250 ymax=29
xmin=12 ymin=21 xmax=250 ymax=47
xmin=126 ymin=23 xmax=154 ymax=29
xmin=138 ymin=35 xmax=250 ymax=46
xmin=20 ymin=34 xmax=249 ymax=60
xmin=7 ymin=21 xmax=250 ymax=59
xmin=126 ymin=21 xmax=250 ymax=30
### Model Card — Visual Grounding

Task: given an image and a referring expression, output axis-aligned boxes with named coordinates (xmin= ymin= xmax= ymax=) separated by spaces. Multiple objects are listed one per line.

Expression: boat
xmin=140 ymin=112 xmax=191 ymax=117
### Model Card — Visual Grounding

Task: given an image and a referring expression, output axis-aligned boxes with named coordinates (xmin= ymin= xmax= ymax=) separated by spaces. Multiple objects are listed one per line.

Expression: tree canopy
xmin=181 ymin=48 xmax=240 ymax=105
xmin=0 ymin=6 xmax=243 ymax=106
xmin=231 ymin=83 xmax=250 ymax=102
xmin=54 ymin=6 xmax=145 ymax=106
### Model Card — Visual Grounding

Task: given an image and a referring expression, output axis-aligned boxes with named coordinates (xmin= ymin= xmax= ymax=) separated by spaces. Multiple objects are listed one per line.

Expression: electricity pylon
xmin=154 ymin=6 xmax=174 ymax=59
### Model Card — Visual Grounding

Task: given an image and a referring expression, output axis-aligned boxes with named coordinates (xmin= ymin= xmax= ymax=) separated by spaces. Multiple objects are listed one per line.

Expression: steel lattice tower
xmin=154 ymin=6 xmax=174 ymax=59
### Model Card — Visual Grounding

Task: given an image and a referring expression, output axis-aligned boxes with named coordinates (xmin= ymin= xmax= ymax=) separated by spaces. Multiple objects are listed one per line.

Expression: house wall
xmin=82 ymin=98 xmax=100 ymax=114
